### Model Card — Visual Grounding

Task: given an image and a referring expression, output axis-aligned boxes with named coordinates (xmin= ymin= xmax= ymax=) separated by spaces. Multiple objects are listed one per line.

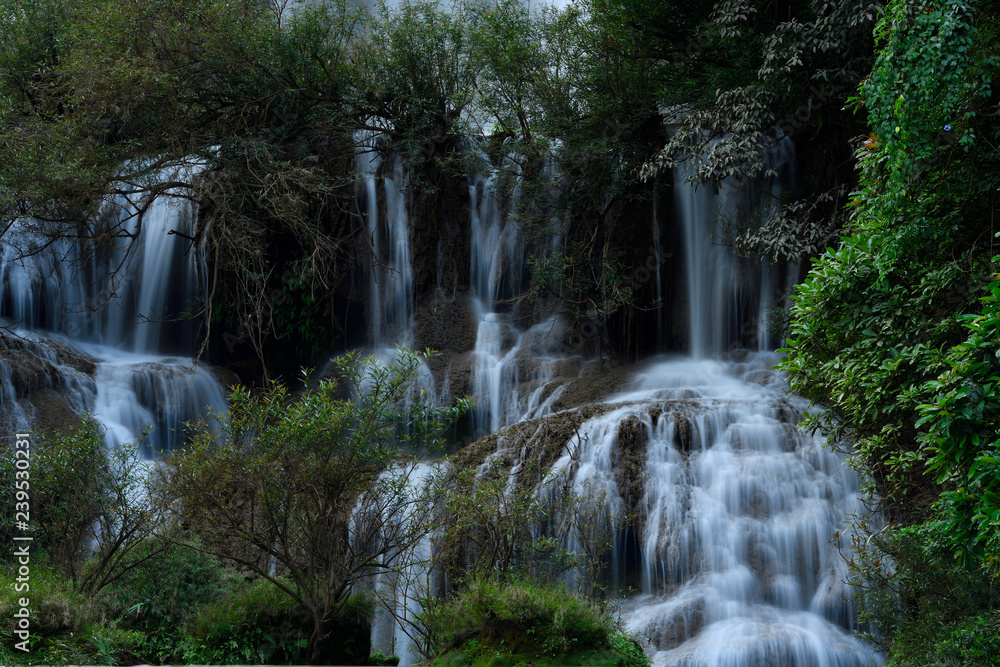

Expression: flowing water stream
xmin=0 ymin=135 xmax=879 ymax=666
xmin=0 ymin=174 xmax=227 ymax=450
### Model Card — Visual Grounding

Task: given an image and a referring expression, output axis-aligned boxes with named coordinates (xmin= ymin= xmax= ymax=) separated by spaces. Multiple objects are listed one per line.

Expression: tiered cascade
xmin=0 ymin=134 xmax=881 ymax=666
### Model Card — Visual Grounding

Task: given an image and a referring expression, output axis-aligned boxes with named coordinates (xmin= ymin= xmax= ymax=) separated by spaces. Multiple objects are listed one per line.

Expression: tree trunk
xmin=306 ymin=616 xmax=331 ymax=665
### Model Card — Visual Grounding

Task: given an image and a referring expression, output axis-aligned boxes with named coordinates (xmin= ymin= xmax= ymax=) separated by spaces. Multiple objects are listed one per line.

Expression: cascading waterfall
xmin=357 ymin=132 xmax=416 ymax=349
xmin=0 ymin=172 xmax=227 ymax=450
xmin=675 ymin=134 xmax=797 ymax=358
xmin=468 ymin=161 xmax=526 ymax=433
xmin=467 ymin=149 xmax=572 ymax=436
xmin=477 ymin=353 xmax=879 ymax=666
xmin=354 ymin=136 xmax=439 ymax=658
xmin=0 ymin=127 xmax=878 ymax=666
xmin=446 ymin=134 xmax=879 ymax=665
xmin=610 ymin=357 xmax=875 ymax=665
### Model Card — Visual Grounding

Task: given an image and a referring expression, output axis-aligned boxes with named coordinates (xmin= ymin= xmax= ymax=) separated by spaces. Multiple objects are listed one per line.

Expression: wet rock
xmin=29 ymin=389 xmax=82 ymax=435
xmin=747 ymin=537 xmax=777 ymax=597
xmin=646 ymin=598 xmax=706 ymax=651
xmin=209 ymin=364 xmax=240 ymax=390
xmin=549 ymin=361 xmax=634 ymax=412
xmin=614 ymin=415 xmax=648 ymax=527
xmin=673 ymin=412 xmax=695 ymax=452
xmin=440 ymin=351 xmax=474 ymax=399
xmin=451 ymin=403 xmax=615 ymax=480
xmin=414 ymin=289 xmax=477 ymax=354
xmin=0 ymin=335 xmax=59 ymax=395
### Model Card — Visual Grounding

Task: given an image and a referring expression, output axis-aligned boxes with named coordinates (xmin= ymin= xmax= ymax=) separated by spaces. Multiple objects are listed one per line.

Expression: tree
xmin=0 ymin=421 xmax=163 ymax=594
xmin=155 ymin=349 xmax=469 ymax=664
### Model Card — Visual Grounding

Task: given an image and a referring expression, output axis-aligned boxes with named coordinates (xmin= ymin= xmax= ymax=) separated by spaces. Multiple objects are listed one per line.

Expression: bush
xmin=180 ymin=576 xmax=306 ymax=665
xmin=422 ymin=576 xmax=649 ymax=667
xmin=178 ymin=579 xmax=374 ymax=665
xmin=847 ymin=520 xmax=1000 ymax=667
xmin=0 ymin=561 xmax=143 ymax=666
xmin=0 ymin=421 xmax=158 ymax=594
xmin=96 ymin=538 xmax=234 ymax=662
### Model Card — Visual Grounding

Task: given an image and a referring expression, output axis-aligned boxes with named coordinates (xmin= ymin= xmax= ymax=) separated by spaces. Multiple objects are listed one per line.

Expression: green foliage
xmin=782 ymin=0 xmax=1000 ymax=515
xmin=422 ymin=576 xmax=649 ymax=667
xmin=99 ymin=538 xmax=233 ymax=661
xmin=844 ymin=520 xmax=1000 ymax=666
xmin=782 ymin=0 xmax=1000 ymax=662
xmin=356 ymin=0 xmax=476 ymax=161
xmin=179 ymin=577 xmax=307 ymax=665
xmin=608 ymin=632 xmax=650 ymax=667
xmin=0 ymin=421 xmax=159 ymax=594
xmin=433 ymin=461 xmax=577 ymax=585
xmin=915 ymin=261 xmax=1000 ymax=571
xmin=0 ymin=561 xmax=144 ymax=666
xmin=157 ymin=348 xmax=469 ymax=662
xmin=368 ymin=651 xmax=401 ymax=666
xmin=599 ymin=0 xmax=878 ymax=264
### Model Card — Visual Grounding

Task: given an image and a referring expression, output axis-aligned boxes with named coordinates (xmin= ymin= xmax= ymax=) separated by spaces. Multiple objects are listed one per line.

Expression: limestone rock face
xmin=414 ymin=289 xmax=478 ymax=355
xmin=0 ymin=334 xmax=98 ymax=434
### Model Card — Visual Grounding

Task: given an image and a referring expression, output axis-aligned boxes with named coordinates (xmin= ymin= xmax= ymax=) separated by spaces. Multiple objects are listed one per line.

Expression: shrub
xmin=0 ymin=561 xmax=142 ymax=666
xmin=180 ymin=576 xmax=306 ymax=665
xmin=847 ymin=520 xmax=1000 ymax=666
xmin=422 ymin=576 xmax=649 ymax=667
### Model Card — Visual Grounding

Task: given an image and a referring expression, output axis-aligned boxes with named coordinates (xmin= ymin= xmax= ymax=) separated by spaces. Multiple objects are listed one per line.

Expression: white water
xmin=0 ymin=171 xmax=226 ymax=449
xmin=357 ymin=131 xmax=416 ymax=348
xmin=522 ymin=354 xmax=879 ymax=666
xmin=467 ymin=150 xmax=575 ymax=435
xmin=675 ymin=134 xmax=797 ymax=358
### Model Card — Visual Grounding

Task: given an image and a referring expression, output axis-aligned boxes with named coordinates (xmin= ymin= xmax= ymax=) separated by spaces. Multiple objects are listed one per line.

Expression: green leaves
xmin=158 ymin=348 xmax=469 ymax=658
xmin=913 ymin=261 xmax=1000 ymax=568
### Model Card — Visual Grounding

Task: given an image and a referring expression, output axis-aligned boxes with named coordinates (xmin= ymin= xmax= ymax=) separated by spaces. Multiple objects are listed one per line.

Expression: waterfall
xmin=0 ymin=170 xmax=227 ymax=449
xmin=357 ymin=132 xmax=416 ymax=349
xmin=467 ymin=149 xmax=573 ymax=436
xmin=503 ymin=355 xmax=878 ymax=666
xmin=0 ymin=125 xmax=878 ymax=666
xmin=675 ymin=134 xmax=798 ymax=358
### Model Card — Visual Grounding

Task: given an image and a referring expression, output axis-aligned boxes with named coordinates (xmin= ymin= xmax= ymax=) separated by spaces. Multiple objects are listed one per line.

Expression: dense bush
xmin=782 ymin=0 xmax=1000 ymax=661
xmin=847 ymin=521 xmax=1000 ymax=666
xmin=178 ymin=577 xmax=307 ymax=665
xmin=0 ymin=562 xmax=144 ymax=666
xmin=97 ymin=539 xmax=234 ymax=662
xmin=422 ymin=576 xmax=649 ymax=667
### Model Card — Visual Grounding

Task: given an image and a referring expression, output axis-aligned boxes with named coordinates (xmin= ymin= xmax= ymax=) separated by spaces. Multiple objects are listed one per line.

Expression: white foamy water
xmin=0 ymin=165 xmax=226 ymax=449
xmin=546 ymin=355 xmax=879 ymax=666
